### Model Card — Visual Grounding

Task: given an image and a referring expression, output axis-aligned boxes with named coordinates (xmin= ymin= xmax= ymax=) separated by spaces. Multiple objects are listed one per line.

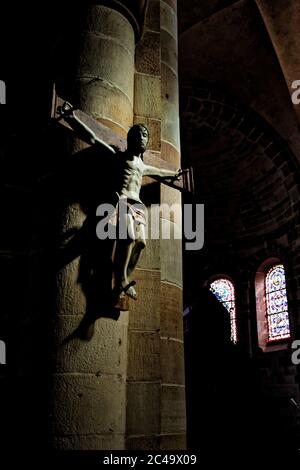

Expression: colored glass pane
xmin=210 ymin=278 xmax=237 ymax=343
xmin=265 ymin=265 xmax=290 ymax=342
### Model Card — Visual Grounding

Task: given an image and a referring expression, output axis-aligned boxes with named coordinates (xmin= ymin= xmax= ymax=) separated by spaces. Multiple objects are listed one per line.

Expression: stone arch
xmin=180 ymin=83 xmax=300 ymax=244
xmin=243 ymin=245 xmax=297 ymax=354
xmin=181 ymin=83 xmax=300 ymax=353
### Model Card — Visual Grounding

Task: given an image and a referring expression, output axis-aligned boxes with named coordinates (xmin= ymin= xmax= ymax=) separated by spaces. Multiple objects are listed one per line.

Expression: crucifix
xmin=55 ymin=99 xmax=194 ymax=307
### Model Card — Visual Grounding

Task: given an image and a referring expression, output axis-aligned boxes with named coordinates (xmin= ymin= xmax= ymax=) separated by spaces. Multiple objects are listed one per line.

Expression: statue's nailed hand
xmin=57 ymin=101 xmax=75 ymax=118
xmin=174 ymin=169 xmax=183 ymax=180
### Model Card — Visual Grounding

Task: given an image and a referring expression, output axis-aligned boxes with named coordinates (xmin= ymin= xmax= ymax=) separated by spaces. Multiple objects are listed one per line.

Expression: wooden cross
xmin=52 ymin=95 xmax=194 ymax=195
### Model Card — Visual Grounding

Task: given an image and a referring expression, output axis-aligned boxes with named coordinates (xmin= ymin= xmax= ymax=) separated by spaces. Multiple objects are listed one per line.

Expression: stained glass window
xmin=210 ymin=278 xmax=237 ymax=343
xmin=265 ymin=264 xmax=290 ymax=342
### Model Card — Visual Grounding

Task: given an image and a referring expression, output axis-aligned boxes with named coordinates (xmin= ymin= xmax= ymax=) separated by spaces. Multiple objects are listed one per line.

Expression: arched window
xmin=265 ymin=264 xmax=290 ymax=342
xmin=209 ymin=278 xmax=237 ymax=343
xmin=255 ymin=259 xmax=291 ymax=352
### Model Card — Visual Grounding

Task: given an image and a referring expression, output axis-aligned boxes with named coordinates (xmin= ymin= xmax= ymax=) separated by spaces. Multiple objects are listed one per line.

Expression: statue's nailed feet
xmin=123 ymin=283 xmax=137 ymax=300
xmin=113 ymin=280 xmax=137 ymax=302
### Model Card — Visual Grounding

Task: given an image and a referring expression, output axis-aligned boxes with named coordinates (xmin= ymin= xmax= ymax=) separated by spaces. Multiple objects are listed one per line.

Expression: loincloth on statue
xmin=108 ymin=197 xmax=146 ymax=226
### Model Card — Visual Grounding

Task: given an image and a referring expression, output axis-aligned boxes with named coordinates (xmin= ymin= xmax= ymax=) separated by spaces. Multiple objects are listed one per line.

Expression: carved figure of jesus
xmin=57 ymin=102 xmax=181 ymax=301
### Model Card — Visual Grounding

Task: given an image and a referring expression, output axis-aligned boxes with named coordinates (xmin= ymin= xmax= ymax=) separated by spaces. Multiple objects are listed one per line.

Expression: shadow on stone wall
xmin=184 ymin=287 xmax=300 ymax=453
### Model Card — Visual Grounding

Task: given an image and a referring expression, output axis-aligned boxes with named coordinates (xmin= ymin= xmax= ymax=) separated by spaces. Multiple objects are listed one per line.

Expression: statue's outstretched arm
xmin=57 ymin=101 xmax=116 ymax=155
xmin=143 ymin=164 xmax=182 ymax=179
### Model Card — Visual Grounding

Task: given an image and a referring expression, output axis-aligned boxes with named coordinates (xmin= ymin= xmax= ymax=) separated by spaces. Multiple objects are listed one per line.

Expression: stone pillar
xmin=76 ymin=4 xmax=135 ymax=136
xmin=159 ymin=0 xmax=186 ymax=449
xmin=126 ymin=0 xmax=162 ymax=450
xmin=255 ymin=0 xmax=300 ymax=125
xmin=50 ymin=3 xmax=136 ymax=451
xmin=125 ymin=0 xmax=185 ymax=450
xmin=50 ymin=0 xmax=186 ymax=452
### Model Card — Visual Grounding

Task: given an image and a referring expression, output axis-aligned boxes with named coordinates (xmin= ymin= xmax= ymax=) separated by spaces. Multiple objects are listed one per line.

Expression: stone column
xmin=126 ymin=0 xmax=162 ymax=450
xmin=125 ymin=0 xmax=186 ymax=450
xmin=75 ymin=4 xmax=135 ymax=136
xmin=50 ymin=0 xmax=185 ymax=452
xmin=50 ymin=2 xmax=136 ymax=451
xmin=255 ymin=0 xmax=300 ymax=125
xmin=159 ymin=0 xmax=186 ymax=449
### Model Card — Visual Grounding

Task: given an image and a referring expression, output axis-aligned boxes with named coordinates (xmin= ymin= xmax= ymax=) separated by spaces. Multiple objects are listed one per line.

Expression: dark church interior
xmin=1 ymin=0 xmax=300 ymax=463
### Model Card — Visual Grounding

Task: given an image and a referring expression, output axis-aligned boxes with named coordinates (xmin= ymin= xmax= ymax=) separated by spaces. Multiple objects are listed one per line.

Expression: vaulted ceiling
xmin=178 ymin=0 xmax=300 ymax=252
